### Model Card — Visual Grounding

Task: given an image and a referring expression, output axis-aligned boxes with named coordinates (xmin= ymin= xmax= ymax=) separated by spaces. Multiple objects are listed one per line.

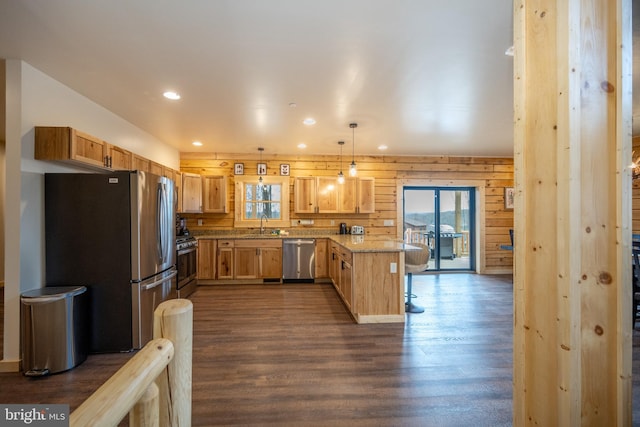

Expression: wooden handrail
xmin=69 ymin=299 xmax=193 ymax=427
xmin=70 ymin=338 xmax=174 ymax=426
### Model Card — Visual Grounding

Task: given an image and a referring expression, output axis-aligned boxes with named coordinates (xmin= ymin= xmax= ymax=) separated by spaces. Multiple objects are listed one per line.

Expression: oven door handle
xmin=177 ymin=246 xmax=197 ymax=256
xmin=141 ymin=270 xmax=177 ymax=291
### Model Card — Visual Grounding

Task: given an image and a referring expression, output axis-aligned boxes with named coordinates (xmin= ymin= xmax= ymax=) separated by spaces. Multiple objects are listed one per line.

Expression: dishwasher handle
xmin=283 ymin=239 xmax=315 ymax=245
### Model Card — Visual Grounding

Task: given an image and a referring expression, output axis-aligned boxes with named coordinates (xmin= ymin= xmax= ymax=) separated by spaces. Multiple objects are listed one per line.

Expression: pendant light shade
xmin=257 ymin=147 xmax=264 ymax=187
xmin=337 ymin=141 xmax=345 ymax=184
xmin=349 ymin=123 xmax=357 ymax=177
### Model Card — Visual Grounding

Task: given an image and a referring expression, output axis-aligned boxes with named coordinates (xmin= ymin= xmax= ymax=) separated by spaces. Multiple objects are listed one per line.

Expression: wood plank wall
xmin=180 ymin=153 xmax=514 ymax=273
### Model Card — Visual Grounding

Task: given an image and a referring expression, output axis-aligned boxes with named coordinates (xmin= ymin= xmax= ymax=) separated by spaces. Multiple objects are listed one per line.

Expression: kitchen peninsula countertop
xmin=329 ymin=235 xmax=418 ymax=253
xmin=195 ymin=232 xmax=417 ymax=253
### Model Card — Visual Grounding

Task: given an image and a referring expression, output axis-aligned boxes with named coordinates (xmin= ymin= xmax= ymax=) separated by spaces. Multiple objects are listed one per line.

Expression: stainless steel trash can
xmin=20 ymin=286 xmax=89 ymax=376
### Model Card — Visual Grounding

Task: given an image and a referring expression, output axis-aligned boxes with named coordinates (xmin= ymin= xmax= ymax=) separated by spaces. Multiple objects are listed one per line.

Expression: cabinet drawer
xmin=217 ymin=239 xmax=235 ymax=248
xmin=235 ymin=239 xmax=282 ymax=248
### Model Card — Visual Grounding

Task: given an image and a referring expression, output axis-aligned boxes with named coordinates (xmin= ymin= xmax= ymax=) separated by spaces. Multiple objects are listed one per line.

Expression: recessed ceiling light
xmin=297 ymin=143 xmax=307 ymax=149
xmin=289 ymin=102 xmax=297 ymax=108
xmin=378 ymin=145 xmax=388 ymax=151
xmin=303 ymin=118 xmax=316 ymax=125
xmin=192 ymin=141 xmax=203 ymax=146
xmin=163 ymin=91 xmax=181 ymax=100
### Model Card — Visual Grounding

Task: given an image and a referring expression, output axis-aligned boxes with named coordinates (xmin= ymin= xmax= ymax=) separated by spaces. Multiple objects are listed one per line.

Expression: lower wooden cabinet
xmin=329 ymin=240 xmax=404 ymax=323
xmin=259 ymin=246 xmax=282 ymax=279
xmin=330 ymin=242 xmax=353 ymax=309
xmin=234 ymin=239 xmax=282 ymax=280
xmin=216 ymin=240 xmax=234 ymax=279
xmin=314 ymin=238 xmax=329 ymax=279
xmin=197 ymin=239 xmax=216 ymax=280
xmin=196 ymin=238 xmax=283 ymax=282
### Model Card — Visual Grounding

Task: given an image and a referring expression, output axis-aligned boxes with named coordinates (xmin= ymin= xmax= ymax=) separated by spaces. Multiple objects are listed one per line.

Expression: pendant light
xmin=337 ymin=141 xmax=345 ymax=184
xmin=349 ymin=123 xmax=358 ymax=177
xmin=257 ymin=147 xmax=264 ymax=188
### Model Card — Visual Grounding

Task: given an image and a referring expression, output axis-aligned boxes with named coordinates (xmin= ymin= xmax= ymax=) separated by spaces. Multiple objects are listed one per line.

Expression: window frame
xmin=234 ymin=175 xmax=290 ymax=228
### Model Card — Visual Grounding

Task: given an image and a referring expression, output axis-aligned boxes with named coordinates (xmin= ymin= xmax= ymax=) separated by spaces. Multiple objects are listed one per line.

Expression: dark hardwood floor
xmin=0 ymin=275 xmax=639 ymax=426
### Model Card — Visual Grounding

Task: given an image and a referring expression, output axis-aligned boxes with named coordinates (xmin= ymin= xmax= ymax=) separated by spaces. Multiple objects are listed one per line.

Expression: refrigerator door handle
xmin=157 ymin=182 xmax=166 ymax=262
xmin=141 ymin=269 xmax=177 ymax=291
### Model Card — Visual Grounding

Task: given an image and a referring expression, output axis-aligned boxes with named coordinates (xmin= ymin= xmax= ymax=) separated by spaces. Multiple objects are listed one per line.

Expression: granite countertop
xmin=194 ymin=230 xmax=337 ymax=240
xmin=194 ymin=231 xmax=418 ymax=253
xmin=329 ymin=235 xmax=419 ymax=253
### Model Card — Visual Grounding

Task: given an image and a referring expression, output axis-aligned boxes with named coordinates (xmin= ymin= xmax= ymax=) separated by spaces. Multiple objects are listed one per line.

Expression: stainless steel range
xmin=176 ymin=235 xmax=198 ymax=298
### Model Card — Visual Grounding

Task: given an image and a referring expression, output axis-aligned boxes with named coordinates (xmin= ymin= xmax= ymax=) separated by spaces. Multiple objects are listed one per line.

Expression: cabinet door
xmin=329 ymin=244 xmax=340 ymax=286
xmin=181 ymin=173 xmax=203 ymax=213
xmin=340 ymin=258 xmax=353 ymax=310
xmin=235 ymin=247 xmax=259 ymax=279
xmin=338 ymin=178 xmax=357 ymax=213
xmin=357 ymin=177 xmax=376 ymax=213
xmin=294 ymin=177 xmax=317 ymax=213
xmin=149 ymin=161 xmax=163 ymax=176
xmin=72 ymin=129 xmax=109 ymax=167
xmin=314 ymin=239 xmax=329 ymax=278
xmin=259 ymin=247 xmax=282 ymax=279
xmin=203 ymin=175 xmax=228 ymax=213
xmin=108 ymin=145 xmax=132 ymax=170
xmin=316 ymin=177 xmax=340 ymax=213
xmin=174 ymin=171 xmax=183 ymax=213
xmin=132 ymin=154 xmax=151 ymax=173
xmin=217 ymin=243 xmax=234 ymax=279
xmin=197 ymin=239 xmax=216 ymax=279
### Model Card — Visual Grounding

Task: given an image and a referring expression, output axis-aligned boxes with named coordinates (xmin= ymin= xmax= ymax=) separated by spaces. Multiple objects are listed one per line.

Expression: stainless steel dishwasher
xmin=282 ymin=238 xmax=316 ymax=283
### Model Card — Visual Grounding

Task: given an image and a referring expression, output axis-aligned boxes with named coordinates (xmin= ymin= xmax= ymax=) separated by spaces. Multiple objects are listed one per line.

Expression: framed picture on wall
xmin=234 ymin=163 xmax=244 ymax=175
xmin=257 ymin=163 xmax=267 ymax=175
xmin=504 ymin=187 xmax=515 ymax=210
xmin=280 ymin=164 xmax=290 ymax=176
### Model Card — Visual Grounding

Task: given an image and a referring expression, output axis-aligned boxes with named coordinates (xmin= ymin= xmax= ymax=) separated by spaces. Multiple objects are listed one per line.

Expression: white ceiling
xmin=1 ymin=0 xmax=628 ymax=158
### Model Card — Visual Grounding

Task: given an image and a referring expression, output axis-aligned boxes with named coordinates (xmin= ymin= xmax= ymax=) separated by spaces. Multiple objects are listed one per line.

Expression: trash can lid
xmin=21 ymin=286 xmax=87 ymax=302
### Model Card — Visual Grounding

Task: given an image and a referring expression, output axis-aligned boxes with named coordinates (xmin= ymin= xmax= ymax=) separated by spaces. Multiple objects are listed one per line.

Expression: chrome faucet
xmin=260 ymin=214 xmax=268 ymax=234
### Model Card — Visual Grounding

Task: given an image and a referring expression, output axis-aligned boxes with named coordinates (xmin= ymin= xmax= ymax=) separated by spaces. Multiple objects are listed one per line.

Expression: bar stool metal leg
xmin=405 ymin=272 xmax=424 ymax=313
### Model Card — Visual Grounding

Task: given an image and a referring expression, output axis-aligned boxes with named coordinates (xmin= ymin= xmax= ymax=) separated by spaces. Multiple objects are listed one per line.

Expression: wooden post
xmin=130 ymin=383 xmax=159 ymax=427
xmin=154 ymin=299 xmax=193 ymax=427
xmin=513 ymin=0 xmax=632 ymax=425
xmin=70 ymin=338 xmax=174 ymax=427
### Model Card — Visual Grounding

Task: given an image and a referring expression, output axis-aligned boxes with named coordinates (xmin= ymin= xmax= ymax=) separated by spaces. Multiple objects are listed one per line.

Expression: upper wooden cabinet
xmin=294 ymin=176 xmax=375 ymax=214
xmin=179 ymin=174 xmax=228 ymax=214
xmin=35 ymin=126 xmax=132 ymax=171
xmin=107 ymin=144 xmax=132 ymax=170
xmin=181 ymin=172 xmax=203 ymax=213
xmin=202 ymin=175 xmax=228 ymax=213
xmin=355 ymin=177 xmax=375 ymax=214
xmin=132 ymin=154 xmax=150 ymax=172
xmin=293 ymin=177 xmax=317 ymax=214
xmin=35 ymin=127 xmax=181 ymax=181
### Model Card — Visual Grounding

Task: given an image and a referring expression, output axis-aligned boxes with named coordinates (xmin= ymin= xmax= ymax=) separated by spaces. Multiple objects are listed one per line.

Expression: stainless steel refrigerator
xmin=44 ymin=171 xmax=176 ymax=353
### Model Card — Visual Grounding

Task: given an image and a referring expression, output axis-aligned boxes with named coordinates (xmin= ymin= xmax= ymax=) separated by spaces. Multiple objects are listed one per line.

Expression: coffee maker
xmin=339 ymin=223 xmax=348 ymax=234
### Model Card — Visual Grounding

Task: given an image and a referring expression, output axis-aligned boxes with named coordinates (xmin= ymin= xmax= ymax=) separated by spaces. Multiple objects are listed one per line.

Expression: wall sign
xmin=234 ymin=163 xmax=244 ymax=175
xmin=504 ymin=187 xmax=515 ymax=210
xmin=257 ymin=163 xmax=267 ymax=175
xmin=280 ymin=164 xmax=290 ymax=176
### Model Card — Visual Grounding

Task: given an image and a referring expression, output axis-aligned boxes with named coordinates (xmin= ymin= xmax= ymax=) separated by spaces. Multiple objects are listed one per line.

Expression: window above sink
xmin=234 ymin=175 xmax=290 ymax=229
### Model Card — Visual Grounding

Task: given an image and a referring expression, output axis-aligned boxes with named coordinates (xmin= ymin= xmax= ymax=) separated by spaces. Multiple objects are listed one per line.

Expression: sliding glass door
xmin=403 ymin=186 xmax=475 ymax=271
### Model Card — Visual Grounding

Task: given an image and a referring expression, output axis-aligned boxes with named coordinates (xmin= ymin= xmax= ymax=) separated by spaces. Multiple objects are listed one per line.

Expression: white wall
xmin=1 ymin=60 xmax=180 ymax=370
xmin=0 ymin=59 xmax=5 ymax=285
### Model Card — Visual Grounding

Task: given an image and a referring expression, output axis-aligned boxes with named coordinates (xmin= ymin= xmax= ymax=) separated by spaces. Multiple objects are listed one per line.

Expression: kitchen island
xmin=328 ymin=235 xmax=415 ymax=323
xmin=195 ymin=232 xmax=416 ymax=323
